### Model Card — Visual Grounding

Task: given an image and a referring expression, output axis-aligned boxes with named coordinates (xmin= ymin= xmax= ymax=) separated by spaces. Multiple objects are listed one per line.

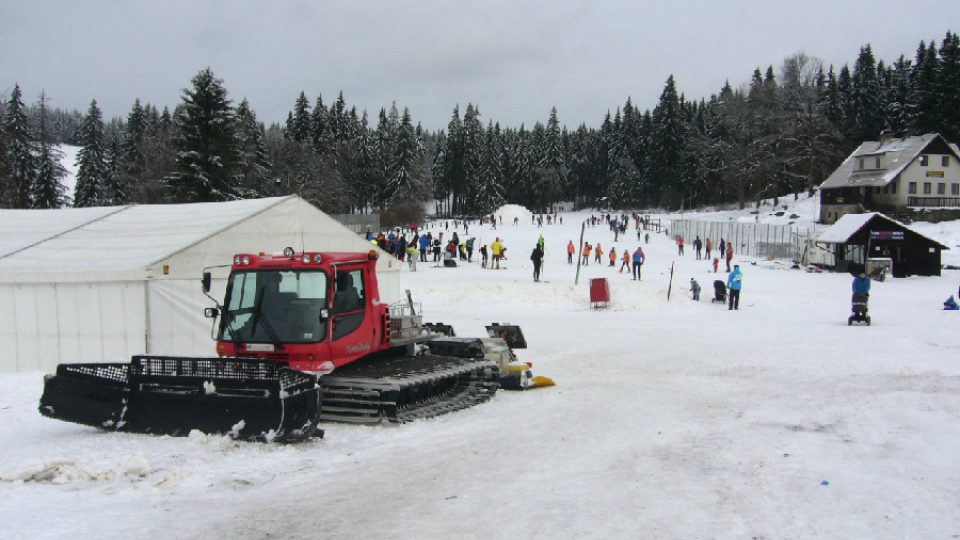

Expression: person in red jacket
xmin=725 ymin=243 xmax=734 ymax=272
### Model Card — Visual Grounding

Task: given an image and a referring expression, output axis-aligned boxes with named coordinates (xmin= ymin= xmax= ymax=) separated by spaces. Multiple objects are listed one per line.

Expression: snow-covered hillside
xmin=57 ymin=144 xmax=80 ymax=206
xmin=1 ymin=205 xmax=959 ymax=539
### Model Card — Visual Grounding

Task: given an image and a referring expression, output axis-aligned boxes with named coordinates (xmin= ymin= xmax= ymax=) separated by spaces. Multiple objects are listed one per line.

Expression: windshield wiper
xmin=249 ymin=285 xmax=285 ymax=350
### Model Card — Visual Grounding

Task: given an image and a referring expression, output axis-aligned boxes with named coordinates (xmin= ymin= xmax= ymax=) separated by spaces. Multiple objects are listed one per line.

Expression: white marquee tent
xmin=0 ymin=196 xmax=399 ymax=373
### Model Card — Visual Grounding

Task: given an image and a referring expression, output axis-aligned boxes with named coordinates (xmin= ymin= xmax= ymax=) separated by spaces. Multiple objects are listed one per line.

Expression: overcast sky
xmin=2 ymin=1 xmax=958 ymax=132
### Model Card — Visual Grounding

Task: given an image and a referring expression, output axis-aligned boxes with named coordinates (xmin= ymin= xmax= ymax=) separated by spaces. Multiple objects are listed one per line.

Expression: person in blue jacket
xmin=726 ymin=264 xmax=743 ymax=310
xmin=418 ymin=233 xmax=430 ymax=262
xmin=852 ymin=271 xmax=871 ymax=297
xmin=631 ymin=246 xmax=645 ymax=280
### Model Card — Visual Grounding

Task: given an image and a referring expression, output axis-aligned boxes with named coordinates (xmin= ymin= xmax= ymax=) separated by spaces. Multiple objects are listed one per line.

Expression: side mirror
xmin=201 ymin=272 xmax=212 ymax=293
xmin=204 ymin=307 xmax=219 ymax=318
xmin=319 ymin=308 xmax=330 ymax=322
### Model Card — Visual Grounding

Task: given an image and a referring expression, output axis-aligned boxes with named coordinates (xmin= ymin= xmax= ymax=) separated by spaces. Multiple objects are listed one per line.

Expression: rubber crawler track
xmin=317 ymin=354 xmax=500 ymax=423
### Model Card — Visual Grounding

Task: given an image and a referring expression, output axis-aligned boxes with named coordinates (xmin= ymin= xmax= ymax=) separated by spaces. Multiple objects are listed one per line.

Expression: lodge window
xmin=943 ymin=156 xmax=950 ymax=167
xmin=920 ymin=155 xmax=929 ymax=166
xmin=891 ymin=180 xmax=897 ymax=194
xmin=923 ymin=182 xmax=932 ymax=194
xmin=858 ymin=158 xmax=864 ymax=170
xmin=952 ymin=183 xmax=959 ymax=195
xmin=875 ymin=157 xmax=881 ymax=169
xmin=908 ymin=182 xmax=917 ymax=194
xmin=938 ymin=183 xmax=946 ymax=195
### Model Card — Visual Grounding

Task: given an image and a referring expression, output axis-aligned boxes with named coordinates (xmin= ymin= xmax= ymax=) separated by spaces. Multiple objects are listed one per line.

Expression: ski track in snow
xmin=2 ymin=195 xmax=960 ymax=539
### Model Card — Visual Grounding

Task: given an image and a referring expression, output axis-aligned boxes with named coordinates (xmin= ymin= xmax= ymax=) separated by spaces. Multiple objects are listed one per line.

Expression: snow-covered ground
xmin=2 ymin=201 xmax=960 ymax=539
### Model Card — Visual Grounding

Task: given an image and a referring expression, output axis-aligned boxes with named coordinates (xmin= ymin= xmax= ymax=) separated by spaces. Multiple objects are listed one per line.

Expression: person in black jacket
xmin=530 ymin=244 xmax=544 ymax=282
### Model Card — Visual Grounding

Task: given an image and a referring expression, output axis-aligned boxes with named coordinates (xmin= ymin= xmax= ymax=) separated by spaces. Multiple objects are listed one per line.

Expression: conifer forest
xmin=1 ymin=32 xmax=958 ymax=222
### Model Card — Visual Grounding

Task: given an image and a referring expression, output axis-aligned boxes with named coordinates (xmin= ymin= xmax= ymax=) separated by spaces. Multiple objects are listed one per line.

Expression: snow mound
xmin=493 ymin=204 xmax=533 ymax=224
xmin=2 ymin=455 xmax=151 ymax=484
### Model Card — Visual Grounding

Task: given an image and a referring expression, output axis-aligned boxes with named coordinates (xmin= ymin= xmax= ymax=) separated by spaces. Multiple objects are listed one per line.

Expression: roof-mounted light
xmin=283 ymin=247 xmax=296 ymax=259
xmin=313 ymin=254 xmax=323 ymax=263
xmin=301 ymin=254 xmax=311 ymax=264
xmin=241 ymin=255 xmax=251 ymax=265
xmin=368 ymin=249 xmax=379 ymax=260
xmin=233 ymin=255 xmax=241 ymax=265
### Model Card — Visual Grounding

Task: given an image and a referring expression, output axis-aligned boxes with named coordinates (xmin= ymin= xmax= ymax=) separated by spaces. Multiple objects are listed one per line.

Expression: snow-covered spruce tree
xmin=461 ymin=103 xmax=485 ymax=214
xmin=74 ymin=99 xmax=107 ymax=207
xmin=648 ymin=75 xmax=688 ymax=208
xmin=31 ymin=93 xmax=67 ymax=209
xmin=819 ymin=66 xmax=846 ymax=133
xmin=937 ymin=32 xmax=960 ymax=142
xmin=508 ymin=125 xmax=535 ymax=209
xmin=385 ymin=107 xmax=425 ymax=204
xmin=120 ymin=99 xmax=147 ymax=199
xmin=536 ymin=106 xmax=566 ymax=212
xmin=883 ymin=56 xmax=913 ymax=137
xmin=330 ymin=92 xmax=351 ymax=145
xmin=102 ymin=134 xmax=128 ymax=205
xmin=3 ymin=84 xmax=36 ymax=208
xmin=606 ymin=129 xmax=641 ymax=208
xmin=473 ymin=121 xmax=505 ymax=213
xmin=287 ymin=91 xmax=311 ymax=143
xmin=909 ymin=41 xmax=940 ymax=137
xmin=310 ymin=95 xmax=331 ymax=155
xmin=236 ymin=98 xmax=272 ymax=197
xmin=165 ymin=68 xmax=242 ymax=202
xmin=372 ymin=108 xmax=394 ymax=211
xmin=440 ymin=105 xmax=465 ymax=215
xmin=430 ymin=131 xmax=448 ymax=215
xmin=835 ymin=65 xmax=855 ymax=139
xmin=346 ymin=111 xmax=380 ymax=213
xmin=566 ymin=124 xmax=597 ymax=209
xmin=849 ymin=45 xmax=885 ymax=140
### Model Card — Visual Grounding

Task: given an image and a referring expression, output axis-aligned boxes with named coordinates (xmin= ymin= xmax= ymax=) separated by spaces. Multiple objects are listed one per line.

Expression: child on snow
xmin=690 ymin=278 xmax=701 ymax=301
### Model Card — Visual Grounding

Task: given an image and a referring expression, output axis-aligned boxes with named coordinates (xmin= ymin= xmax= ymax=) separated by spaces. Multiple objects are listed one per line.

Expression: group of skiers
xmin=565 ymin=240 xmax=648 ymax=281
xmin=674 ymin=234 xmax=734 ymax=271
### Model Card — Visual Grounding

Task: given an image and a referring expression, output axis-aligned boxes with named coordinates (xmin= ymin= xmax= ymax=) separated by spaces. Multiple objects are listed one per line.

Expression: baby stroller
xmin=711 ymin=280 xmax=727 ymax=303
xmin=849 ymin=293 xmax=870 ymax=326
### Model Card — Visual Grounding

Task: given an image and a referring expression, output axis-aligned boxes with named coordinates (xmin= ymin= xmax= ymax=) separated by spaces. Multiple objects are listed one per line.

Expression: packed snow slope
xmin=1 ymin=202 xmax=959 ymax=539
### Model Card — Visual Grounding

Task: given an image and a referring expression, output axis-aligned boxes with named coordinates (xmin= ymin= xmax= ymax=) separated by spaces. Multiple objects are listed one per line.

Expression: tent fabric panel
xmin=147 ymin=279 xmax=225 ymax=358
xmin=0 ymin=206 xmax=124 ymax=259
xmin=0 ymin=282 xmax=146 ymax=373
xmin=0 ymin=197 xmax=286 ymax=283
xmin=58 ymin=282 xmax=146 ymax=368
xmin=154 ymin=196 xmax=402 ymax=303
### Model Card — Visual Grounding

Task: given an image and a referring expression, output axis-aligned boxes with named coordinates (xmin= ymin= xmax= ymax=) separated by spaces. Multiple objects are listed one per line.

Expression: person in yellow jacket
xmin=567 ymin=240 xmax=575 ymax=264
xmin=608 ymin=247 xmax=617 ymax=267
xmin=619 ymin=249 xmax=630 ymax=272
xmin=491 ymin=237 xmax=505 ymax=269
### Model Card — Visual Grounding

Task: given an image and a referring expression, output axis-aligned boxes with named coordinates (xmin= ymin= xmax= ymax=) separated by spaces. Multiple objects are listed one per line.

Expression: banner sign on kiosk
xmin=870 ymin=230 xmax=904 ymax=241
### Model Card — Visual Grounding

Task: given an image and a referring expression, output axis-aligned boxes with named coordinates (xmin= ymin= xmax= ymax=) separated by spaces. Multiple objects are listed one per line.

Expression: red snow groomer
xmin=39 ymin=248 xmax=551 ymax=442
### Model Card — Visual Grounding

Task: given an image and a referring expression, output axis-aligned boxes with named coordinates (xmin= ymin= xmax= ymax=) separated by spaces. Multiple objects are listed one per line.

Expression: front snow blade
xmin=39 ymin=356 xmax=322 ymax=442
xmin=485 ymin=323 xmax=527 ymax=349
